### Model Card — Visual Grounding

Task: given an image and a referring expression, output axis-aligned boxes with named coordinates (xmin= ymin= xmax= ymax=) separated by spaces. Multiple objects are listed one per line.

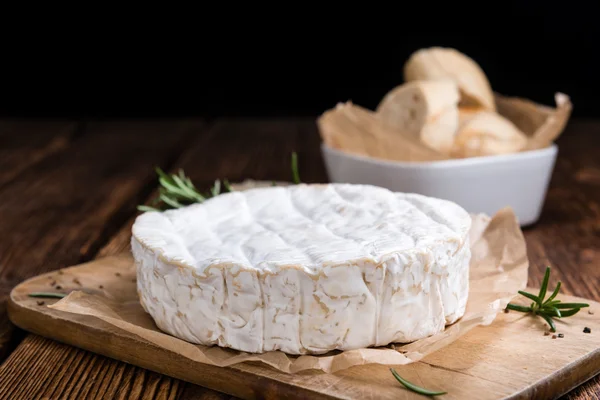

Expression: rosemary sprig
xmin=137 ymin=168 xmax=231 ymax=212
xmin=505 ymin=266 xmax=589 ymax=332
xmin=138 ymin=151 xmax=301 ymax=212
xmin=390 ymin=368 xmax=447 ymax=396
xmin=28 ymin=292 xmax=67 ymax=299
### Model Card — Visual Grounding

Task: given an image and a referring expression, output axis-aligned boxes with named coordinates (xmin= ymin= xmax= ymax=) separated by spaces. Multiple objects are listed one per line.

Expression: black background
xmin=1 ymin=6 xmax=599 ymax=120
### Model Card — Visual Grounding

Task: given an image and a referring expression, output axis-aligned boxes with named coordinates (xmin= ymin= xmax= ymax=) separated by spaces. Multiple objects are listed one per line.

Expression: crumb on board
xmin=73 ymin=278 xmax=81 ymax=285
xmin=589 ymin=310 xmax=594 ymax=315
xmin=99 ymin=285 xmax=104 ymax=289
xmin=558 ymin=333 xmax=564 ymax=338
xmin=552 ymin=335 xmax=557 ymax=339
xmin=504 ymin=308 xmax=509 ymax=313
xmin=584 ymin=327 xmax=591 ymax=334
xmin=55 ymin=285 xmax=62 ymax=290
xmin=37 ymin=300 xmax=45 ymax=306
xmin=544 ymin=331 xmax=550 ymax=336
xmin=115 ymin=272 xmax=121 ymax=277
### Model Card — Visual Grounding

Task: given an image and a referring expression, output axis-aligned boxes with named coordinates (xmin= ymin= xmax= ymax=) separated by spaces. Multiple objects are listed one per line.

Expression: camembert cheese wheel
xmin=132 ymin=183 xmax=472 ymax=354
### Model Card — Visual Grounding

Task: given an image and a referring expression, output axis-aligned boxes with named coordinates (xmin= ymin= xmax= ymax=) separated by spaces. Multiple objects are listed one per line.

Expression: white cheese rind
xmin=132 ymin=183 xmax=471 ymax=355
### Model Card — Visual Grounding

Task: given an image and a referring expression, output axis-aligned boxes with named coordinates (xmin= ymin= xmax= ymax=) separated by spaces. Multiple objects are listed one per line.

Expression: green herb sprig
xmin=390 ymin=368 xmax=446 ymax=397
xmin=291 ymin=151 xmax=300 ymax=184
xmin=506 ymin=266 xmax=589 ymax=332
xmin=137 ymin=168 xmax=232 ymax=212
xmin=138 ymin=151 xmax=300 ymax=212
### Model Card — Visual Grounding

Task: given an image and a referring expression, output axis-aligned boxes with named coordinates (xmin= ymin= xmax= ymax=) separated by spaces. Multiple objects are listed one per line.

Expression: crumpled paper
xmin=494 ymin=92 xmax=572 ymax=150
xmin=49 ymin=206 xmax=528 ymax=374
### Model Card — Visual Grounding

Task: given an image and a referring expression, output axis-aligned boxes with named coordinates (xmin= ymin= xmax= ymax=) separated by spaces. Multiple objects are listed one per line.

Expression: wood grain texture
xmin=0 ymin=119 xmax=204 ymax=359
xmin=99 ymin=118 xmax=324 ymax=256
xmin=6 ymin=255 xmax=600 ymax=400
xmin=0 ymin=335 xmax=184 ymax=400
xmin=0 ymin=119 xmax=79 ymax=188
xmin=0 ymin=119 xmax=81 ymax=360
xmin=93 ymin=118 xmax=327 ymax=399
xmin=0 ymin=118 xmax=599 ymax=399
xmin=0 ymin=118 xmax=321 ymax=400
xmin=522 ymin=120 xmax=600 ymax=400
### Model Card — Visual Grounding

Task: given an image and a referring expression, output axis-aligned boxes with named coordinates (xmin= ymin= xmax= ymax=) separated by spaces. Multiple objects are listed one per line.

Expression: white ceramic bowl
xmin=322 ymin=143 xmax=558 ymax=226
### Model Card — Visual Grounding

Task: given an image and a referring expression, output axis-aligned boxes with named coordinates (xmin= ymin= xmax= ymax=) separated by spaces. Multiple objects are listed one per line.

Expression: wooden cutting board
xmin=8 ymin=255 xmax=600 ymax=400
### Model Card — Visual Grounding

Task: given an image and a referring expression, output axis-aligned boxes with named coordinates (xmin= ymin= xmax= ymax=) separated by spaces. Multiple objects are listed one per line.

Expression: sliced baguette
xmin=404 ymin=47 xmax=496 ymax=111
xmin=376 ymin=79 xmax=459 ymax=154
xmin=458 ymin=106 xmax=485 ymax=126
xmin=451 ymin=110 xmax=528 ymax=158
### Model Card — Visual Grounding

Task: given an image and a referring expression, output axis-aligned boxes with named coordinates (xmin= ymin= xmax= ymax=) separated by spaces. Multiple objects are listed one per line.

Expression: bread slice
xmin=458 ymin=106 xmax=484 ymax=126
xmin=404 ymin=47 xmax=496 ymax=111
xmin=451 ymin=110 xmax=528 ymax=158
xmin=376 ymin=79 xmax=459 ymax=154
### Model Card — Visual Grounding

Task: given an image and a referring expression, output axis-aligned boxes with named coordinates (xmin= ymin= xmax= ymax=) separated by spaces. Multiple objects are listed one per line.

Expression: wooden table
xmin=0 ymin=118 xmax=598 ymax=399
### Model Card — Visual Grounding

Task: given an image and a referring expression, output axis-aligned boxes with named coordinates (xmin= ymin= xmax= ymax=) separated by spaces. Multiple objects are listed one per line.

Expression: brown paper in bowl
xmin=317 ymin=101 xmax=448 ymax=162
xmin=49 ymin=206 xmax=528 ymax=374
xmin=495 ymin=92 xmax=572 ymax=150
xmin=318 ymin=92 xmax=572 ymax=162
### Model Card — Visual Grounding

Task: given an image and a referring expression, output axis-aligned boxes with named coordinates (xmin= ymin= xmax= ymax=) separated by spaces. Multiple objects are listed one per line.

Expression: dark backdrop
xmin=1 ymin=7 xmax=599 ymax=119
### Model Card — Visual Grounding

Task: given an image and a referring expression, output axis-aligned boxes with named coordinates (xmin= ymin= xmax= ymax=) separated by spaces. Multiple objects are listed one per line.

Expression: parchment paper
xmin=318 ymin=92 xmax=572 ymax=162
xmin=317 ymin=101 xmax=448 ymax=162
xmin=495 ymin=92 xmax=572 ymax=150
xmin=49 ymin=207 xmax=528 ymax=374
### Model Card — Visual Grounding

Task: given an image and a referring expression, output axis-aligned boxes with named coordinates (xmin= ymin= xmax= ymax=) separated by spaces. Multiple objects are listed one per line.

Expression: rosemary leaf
xmin=29 ymin=292 xmax=67 ymax=299
xmin=537 ymin=266 xmax=551 ymax=303
xmin=543 ymin=281 xmax=562 ymax=305
xmin=506 ymin=304 xmax=532 ymax=313
xmin=173 ymin=175 xmax=205 ymax=202
xmin=223 ymin=179 xmax=233 ymax=192
xmin=554 ymin=308 xmax=584 ymax=318
xmin=539 ymin=312 xmax=556 ymax=332
xmin=159 ymin=194 xmax=185 ymax=209
xmin=291 ymin=151 xmax=301 ymax=184
xmin=159 ymin=177 xmax=191 ymax=199
xmin=155 ymin=166 xmax=172 ymax=181
xmin=137 ymin=205 xmax=161 ymax=212
xmin=543 ymin=299 xmax=561 ymax=308
xmin=211 ymin=180 xmax=221 ymax=197
xmin=554 ymin=303 xmax=590 ymax=309
xmin=170 ymin=175 xmax=195 ymax=197
xmin=390 ymin=368 xmax=447 ymax=396
xmin=517 ymin=290 xmax=541 ymax=305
